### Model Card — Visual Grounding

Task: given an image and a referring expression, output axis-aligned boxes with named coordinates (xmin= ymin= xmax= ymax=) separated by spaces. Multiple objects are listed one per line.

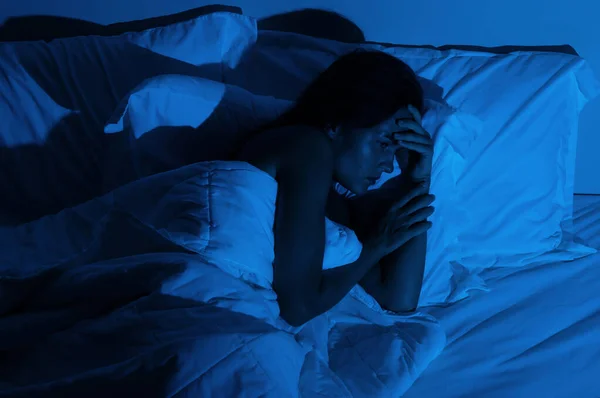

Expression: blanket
xmin=0 ymin=161 xmax=445 ymax=397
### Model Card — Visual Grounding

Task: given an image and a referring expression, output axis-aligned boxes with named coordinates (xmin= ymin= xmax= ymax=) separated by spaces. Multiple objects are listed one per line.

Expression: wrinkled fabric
xmin=0 ymin=161 xmax=445 ymax=397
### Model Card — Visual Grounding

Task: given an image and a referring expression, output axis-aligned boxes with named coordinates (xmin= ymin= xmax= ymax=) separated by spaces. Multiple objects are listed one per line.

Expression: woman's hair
xmin=272 ymin=49 xmax=424 ymax=131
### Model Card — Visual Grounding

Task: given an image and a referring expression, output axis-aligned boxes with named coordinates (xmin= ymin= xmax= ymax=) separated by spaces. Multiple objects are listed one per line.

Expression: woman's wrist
xmin=407 ymin=176 xmax=430 ymax=189
xmin=361 ymin=238 xmax=384 ymax=264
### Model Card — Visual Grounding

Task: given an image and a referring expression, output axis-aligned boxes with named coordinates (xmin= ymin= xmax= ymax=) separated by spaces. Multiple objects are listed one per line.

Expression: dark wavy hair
xmin=269 ymin=48 xmax=424 ymax=131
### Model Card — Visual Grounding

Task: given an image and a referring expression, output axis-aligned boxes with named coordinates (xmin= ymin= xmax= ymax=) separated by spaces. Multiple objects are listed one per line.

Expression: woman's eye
xmin=379 ymin=141 xmax=389 ymax=149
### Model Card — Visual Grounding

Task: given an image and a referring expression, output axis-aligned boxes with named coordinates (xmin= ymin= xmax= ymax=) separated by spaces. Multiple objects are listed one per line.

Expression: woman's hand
xmin=394 ymin=105 xmax=433 ymax=185
xmin=364 ymin=183 xmax=435 ymax=259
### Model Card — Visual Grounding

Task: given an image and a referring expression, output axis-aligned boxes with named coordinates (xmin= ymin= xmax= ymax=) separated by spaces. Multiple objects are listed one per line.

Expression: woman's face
xmin=330 ymin=107 xmax=414 ymax=195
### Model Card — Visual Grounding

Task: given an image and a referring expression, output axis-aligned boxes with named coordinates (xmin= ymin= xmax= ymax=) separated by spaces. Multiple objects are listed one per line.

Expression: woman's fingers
xmin=396 ymin=119 xmax=429 ymax=137
xmin=392 ymin=206 xmax=432 ymax=231
xmin=407 ymin=221 xmax=433 ymax=236
xmin=396 ymin=119 xmax=431 ymax=140
xmin=407 ymin=105 xmax=423 ymax=125
xmin=392 ymin=221 xmax=432 ymax=248
xmin=402 ymin=194 xmax=435 ymax=216
xmin=395 ymin=140 xmax=432 ymax=154
xmin=398 ymin=141 xmax=433 ymax=154
xmin=393 ymin=131 xmax=431 ymax=145
xmin=387 ymin=185 xmax=429 ymax=213
xmin=404 ymin=205 xmax=435 ymax=225
xmin=388 ymin=193 xmax=434 ymax=228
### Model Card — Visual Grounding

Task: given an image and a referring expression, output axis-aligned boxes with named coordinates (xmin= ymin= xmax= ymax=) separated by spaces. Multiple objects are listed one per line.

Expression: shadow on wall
xmin=0 ymin=6 xmax=367 ymax=44
xmin=258 ymin=8 xmax=366 ymax=43
xmin=256 ymin=7 xmax=578 ymax=55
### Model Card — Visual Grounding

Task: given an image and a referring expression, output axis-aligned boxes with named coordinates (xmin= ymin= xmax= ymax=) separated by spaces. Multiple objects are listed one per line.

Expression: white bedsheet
xmin=403 ymin=194 xmax=600 ymax=398
xmin=0 ymin=162 xmax=445 ymax=398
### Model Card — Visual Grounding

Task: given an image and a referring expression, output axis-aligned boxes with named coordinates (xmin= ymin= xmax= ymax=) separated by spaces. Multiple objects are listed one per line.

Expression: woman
xmin=237 ymin=49 xmax=435 ymax=327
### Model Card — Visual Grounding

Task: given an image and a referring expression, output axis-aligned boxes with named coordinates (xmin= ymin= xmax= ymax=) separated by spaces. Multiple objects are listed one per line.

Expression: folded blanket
xmin=0 ymin=161 xmax=445 ymax=397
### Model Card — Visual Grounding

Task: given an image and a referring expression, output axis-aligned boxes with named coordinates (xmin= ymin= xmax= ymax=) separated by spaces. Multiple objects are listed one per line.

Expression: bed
xmin=1 ymin=7 xmax=599 ymax=398
xmin=405 ymin=193 xmax=600 ymax=398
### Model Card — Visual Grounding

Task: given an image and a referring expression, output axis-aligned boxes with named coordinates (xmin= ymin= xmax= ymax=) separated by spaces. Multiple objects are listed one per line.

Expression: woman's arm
xmin=378 ymin=182 xmax=428 ymax=312
xmin=350 ymin=174 xmax=428 ymax=312
xmin=272 ymin=128 xmax=380 ymax=327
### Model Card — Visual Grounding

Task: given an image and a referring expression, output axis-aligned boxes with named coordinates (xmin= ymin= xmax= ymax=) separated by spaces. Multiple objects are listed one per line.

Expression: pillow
xmin=106 ymin=5 xmax=244 ymax=36
xmin=374 ymin=46 xmax=600 ymax=271
xmin=0 ymin=12 xmax=257 ymax=225
xmin=376 ymin=45 xmax=600 ymax=280
xmin=219 ymin=30 xmax=600 ymax=274
xmin=120 ymin=12 xmax=256 ymax=69
xmin=103 ymin=74 xmax=482 ymax=306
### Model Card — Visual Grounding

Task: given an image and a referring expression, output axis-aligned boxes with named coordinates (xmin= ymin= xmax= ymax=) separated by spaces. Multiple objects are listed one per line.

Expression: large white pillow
xmin=103 ymin=74 xmax=483 ymax=305
xmin=120 ymin=12 xmax=256 ymax=69
xmin=0 ymin=12 xmax=257 ymax=225
xmin=378 ymin=47 xmax=600 ymax=271
xmin=219 ymin=30 xmax=600 ymax=275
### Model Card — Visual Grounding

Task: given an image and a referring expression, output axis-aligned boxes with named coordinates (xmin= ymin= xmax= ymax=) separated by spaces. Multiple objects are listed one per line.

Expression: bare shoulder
xmin=238 ymin=125 xmax=333 ymax=177
xmin=275 ymin=125 xmax=333 ymax=165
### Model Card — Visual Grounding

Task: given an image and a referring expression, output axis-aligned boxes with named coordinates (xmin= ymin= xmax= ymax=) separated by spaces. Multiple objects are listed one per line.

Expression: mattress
xmin=404 ymin=194 xmax=600 ymax=398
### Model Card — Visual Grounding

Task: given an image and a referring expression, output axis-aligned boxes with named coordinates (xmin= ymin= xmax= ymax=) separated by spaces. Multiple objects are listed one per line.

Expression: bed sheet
xmin=404 ymin=194 xmax=600 ymax=398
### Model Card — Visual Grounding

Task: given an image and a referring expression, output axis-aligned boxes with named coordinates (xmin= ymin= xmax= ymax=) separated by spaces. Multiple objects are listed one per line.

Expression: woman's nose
xmin=380 ymin=157 xmax=394 ymax=173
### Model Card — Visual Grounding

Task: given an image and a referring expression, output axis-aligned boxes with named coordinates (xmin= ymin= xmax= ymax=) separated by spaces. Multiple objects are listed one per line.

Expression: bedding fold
xmin=0 ymin=161 xmax=445 ymax=398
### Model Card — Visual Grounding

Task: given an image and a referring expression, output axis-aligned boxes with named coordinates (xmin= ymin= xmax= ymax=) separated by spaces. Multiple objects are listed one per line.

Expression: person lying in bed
xmin=237 ymin=49 xmax=435 ymax=327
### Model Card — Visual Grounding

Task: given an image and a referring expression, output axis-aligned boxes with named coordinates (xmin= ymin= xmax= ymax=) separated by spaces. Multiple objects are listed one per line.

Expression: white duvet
xmin=0 ymin=161 xmax=445 ymax=398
